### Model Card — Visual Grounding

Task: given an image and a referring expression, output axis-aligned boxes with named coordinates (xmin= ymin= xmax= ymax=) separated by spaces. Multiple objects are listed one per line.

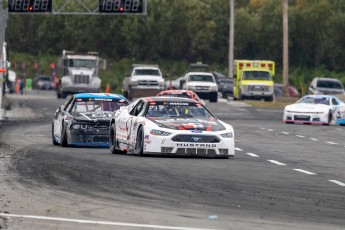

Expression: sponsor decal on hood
xmin=147 ymin=117 xmax=226 ymax=131
xmin=74 ymin=111 xmax=112 ymax=121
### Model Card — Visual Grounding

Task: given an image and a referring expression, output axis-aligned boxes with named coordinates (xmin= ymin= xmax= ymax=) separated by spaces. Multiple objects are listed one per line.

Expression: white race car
xmin=283 ymin=95 xmax=345 ymax=125
xmin=109 ymin=97 xmax=235 ymax=158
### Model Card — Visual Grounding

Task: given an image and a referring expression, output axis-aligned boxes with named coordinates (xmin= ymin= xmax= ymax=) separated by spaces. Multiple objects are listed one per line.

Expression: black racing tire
xmin=221 ymin=93 xmax=227 ymax=99
xmin=60 ymin=123 xmax=68 ymax=147
xmin=51 ymin=123 xmax=59 ymax=146
xmin=327 ymin=111 xmax=333 ymax=125
xmin=134 ymin=126 xmax=144 ymax=156
xmin=109 ymin=123 xmax=124 ymax=154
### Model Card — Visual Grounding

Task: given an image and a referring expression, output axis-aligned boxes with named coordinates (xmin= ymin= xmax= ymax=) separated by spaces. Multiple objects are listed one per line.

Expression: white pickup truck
xmin=122 ymin=64 xmax=165 ymax=100
xmin=183 ymin=72 xmax=218 ymax=102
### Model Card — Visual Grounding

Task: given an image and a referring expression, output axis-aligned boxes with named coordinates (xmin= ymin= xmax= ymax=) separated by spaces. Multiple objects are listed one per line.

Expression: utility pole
xmin=282 ymin=0 xmax=289 ymax=96
xmin=228 ymin=0 xmax=234 ymax=79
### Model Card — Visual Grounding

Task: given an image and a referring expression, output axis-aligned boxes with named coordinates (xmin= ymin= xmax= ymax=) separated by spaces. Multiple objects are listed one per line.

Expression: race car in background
xmin=52 ymin=93 xmax=129 ymax=147
xmin=156 ymin=89 xmax=206 ymax=105
xmin=283 ymin=95 xmax=345 ymax=125
xmin=109 ymin=97 xmax=235 ymax=158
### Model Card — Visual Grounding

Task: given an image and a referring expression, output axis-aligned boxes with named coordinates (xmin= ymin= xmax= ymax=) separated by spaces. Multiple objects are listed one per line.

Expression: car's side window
xmin=130 ymin=100 xmax=144 ymax=116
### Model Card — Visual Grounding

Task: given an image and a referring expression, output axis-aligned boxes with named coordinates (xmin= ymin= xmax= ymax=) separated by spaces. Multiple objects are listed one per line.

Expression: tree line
xmin=5 ymin=0 xmax=345 ymax=89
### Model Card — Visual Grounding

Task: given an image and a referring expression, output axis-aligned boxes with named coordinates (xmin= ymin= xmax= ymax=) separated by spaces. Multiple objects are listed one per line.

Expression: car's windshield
xmin=219 ymin=79 xmax=233 ymax=84
xmin=188 ymin=74 xmax=215 ymax=82
xmin=134 ymin=69 xmax=161 ymax=76
xmin=242 ymin=71 xmax=271 ymax=80
xmin=71 ymin=99 xmax=128 ymax=114
xmin=69 ymin=59 xmax=96 ymax=68
xmin=317 ymin=80 xmax=344 ymax=89
xmin=299 ymin=97 xmax=330 ymax=105
xmin=146 ymin=101 xmax=212 ymax=119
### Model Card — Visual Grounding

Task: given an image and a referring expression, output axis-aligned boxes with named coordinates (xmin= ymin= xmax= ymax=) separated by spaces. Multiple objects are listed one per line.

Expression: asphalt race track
xmin=0 ymin=91 xmax=345 ymax=230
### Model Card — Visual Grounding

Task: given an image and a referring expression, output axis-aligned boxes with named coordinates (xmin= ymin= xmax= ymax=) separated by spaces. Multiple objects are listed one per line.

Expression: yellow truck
xmin=233 ymin=60 xmax=275 ymax=101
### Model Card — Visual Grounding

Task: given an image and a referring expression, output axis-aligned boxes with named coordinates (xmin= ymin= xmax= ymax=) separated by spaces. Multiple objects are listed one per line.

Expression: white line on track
xmin=281 ymin=132 xmax=289 ymax=135
xmin=235 ymin=147 xmax=243 ymax=151
xmin=293 ymin=169 xmax=316 ymax=175
xmin=295 ymin=135 xmax=305 ymax=138
xmin=267 ymin=129 xmax=273 ymax=132
xmin=268 ymin=160 xmax=286 ymax=166
xmin=329 ymin=180 xmax=345 ymax=187
xmin=260 ymin=127 xmax=266 ymax=130
xmin=0 ymin=213 xmax=216 ymax=230
xmin=326 ymin=141 xmax=338 ymax=145
xmin=310 ymin=138 xmax=318 ymax=141
xmin=246 ymin=153 xmax=259 ymax=157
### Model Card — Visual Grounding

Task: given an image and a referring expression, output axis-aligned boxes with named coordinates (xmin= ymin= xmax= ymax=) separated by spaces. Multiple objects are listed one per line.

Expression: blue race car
xmin=52 ymin=93 xmax=129 ymax=147
xmin=336 ymin=117 xmax=345 ymax=126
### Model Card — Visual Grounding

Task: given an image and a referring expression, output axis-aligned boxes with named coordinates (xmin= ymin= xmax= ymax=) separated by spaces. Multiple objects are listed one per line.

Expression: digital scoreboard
xmin=99 ymin=0 xmax=145 ymax=14
xmin=8 ymin=0 xmax=52 ymax=13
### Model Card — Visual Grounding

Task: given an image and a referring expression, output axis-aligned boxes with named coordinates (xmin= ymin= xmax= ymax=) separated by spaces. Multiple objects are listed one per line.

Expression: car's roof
xmin=142 ymin=96 xmax=197 ymax=103
xmin=185 ymin=72 xmax=213 ymax=76
xmin=315 ymin=77 xmax=342 ymax=82
xmin=74 ymin=93 xmax=127 ymax=100
xmin=303 ymin=94 xmax=337 ymax=99
xmin=157 ymin=90 xmax=195 ymax=95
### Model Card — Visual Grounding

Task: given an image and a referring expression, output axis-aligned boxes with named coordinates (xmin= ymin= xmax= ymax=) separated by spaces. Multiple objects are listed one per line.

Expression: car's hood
xmin=186 ymin=81 xmax=217 ymax=86
xmin=74 ymin=111 xmax=112 ymax=122
xmin=131 ymin=75 xmax=164 ymax=81
xmin=286 ymin=103 xmax=329 ymax=112
xmin=147 ymin=117 xmax=226 ymax=131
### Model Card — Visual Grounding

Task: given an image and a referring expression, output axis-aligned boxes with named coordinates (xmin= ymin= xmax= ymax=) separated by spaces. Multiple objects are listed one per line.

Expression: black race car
xmin=52 ymin=93 xmax=129 ymax=147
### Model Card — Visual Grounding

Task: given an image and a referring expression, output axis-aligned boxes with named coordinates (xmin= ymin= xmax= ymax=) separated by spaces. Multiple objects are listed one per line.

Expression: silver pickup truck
xmin=122 ymin=64 xmax=165 ymax=100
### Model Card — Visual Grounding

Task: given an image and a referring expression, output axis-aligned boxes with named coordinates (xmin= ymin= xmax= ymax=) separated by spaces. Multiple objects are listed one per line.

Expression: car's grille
xmin=172 ymin=135 xmax=220 ymax=143
xmin=138 ymin=80 xmax=159 ymax=86
xmin=248 ymin=85 xmax=269 ymax=92
xmin=294 ymin=115 xmax=310 ymax=121
xmin=176 ymin=148 xmax=216 ymax=156
xmin=194 ymin=86 xmax=210 ymax=91
xmin=73 ymin=74 xmax=90 ymax=84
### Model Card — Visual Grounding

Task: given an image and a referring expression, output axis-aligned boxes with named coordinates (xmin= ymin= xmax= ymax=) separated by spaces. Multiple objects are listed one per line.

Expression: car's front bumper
xmin=143 ymin=132 xmax=235 ymax=157
xmin=283 ymin=112 xmax=329 ymax=124
xmin=68 ymin=128 xmax=110 ymax=147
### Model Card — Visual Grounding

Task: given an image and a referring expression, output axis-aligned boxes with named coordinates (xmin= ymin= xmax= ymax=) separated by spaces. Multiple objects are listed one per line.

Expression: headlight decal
xmin=150 ymin=129 xmax=172 ymax=136
xmin=220 ymin=132 xmax=233 ymax=138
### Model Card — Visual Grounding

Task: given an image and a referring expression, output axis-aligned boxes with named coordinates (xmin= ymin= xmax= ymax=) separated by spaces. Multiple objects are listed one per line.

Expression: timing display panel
xmin=8 ymin=0 xmax=52 ymax=13
xmin=99 ymin=0 xmax=146 ymax=14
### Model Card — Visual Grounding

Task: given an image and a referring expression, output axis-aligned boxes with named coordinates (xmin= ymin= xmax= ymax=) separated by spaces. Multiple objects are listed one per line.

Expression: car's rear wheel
xmin=109 ymin=123 xmax=125 ymax=154
xmin=134 ymin=126 xmax=144 ymax=156
xmin=60 ymin=123 xmax=68 ymax=147
xmin=51 ymin=123 xmax=59 ymax=146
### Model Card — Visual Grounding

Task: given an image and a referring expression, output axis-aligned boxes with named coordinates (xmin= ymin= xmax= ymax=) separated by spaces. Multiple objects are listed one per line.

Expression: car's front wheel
xmin=134 ymin=126 xmax=144 ymax=156
xmin=51 ymin=123 xmax=59 ymax=146
xmin=60 ymin=123 xmax=68 ymax=147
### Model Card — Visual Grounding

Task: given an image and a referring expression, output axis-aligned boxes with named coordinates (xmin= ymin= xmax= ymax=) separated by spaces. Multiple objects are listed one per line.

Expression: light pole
xmin=282 ymin=0 xmax=289 ymax=96
xmin=228 ymin=0 xmax=234 ymax=79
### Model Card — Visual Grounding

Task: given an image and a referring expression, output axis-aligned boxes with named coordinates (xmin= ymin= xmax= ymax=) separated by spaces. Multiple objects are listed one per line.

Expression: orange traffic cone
xmin=105 ymin=82 xmax=110 ymax=93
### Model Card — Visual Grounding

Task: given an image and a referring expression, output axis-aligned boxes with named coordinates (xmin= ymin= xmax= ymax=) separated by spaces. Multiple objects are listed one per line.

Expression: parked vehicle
xmin=274 ymin=83 xmax=299 ymax=98
xmin=233 ymin=60 xmax=275 ymax=101
xmin=218 ymin=78 xmax=234 ymax=98
xmin=35 ymin=76 xmax=53 ymax=90
xmin=122 ymin=64 xmax=165 ymax=100
xmin=307 ymin=77 xmax=345 ymax=95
